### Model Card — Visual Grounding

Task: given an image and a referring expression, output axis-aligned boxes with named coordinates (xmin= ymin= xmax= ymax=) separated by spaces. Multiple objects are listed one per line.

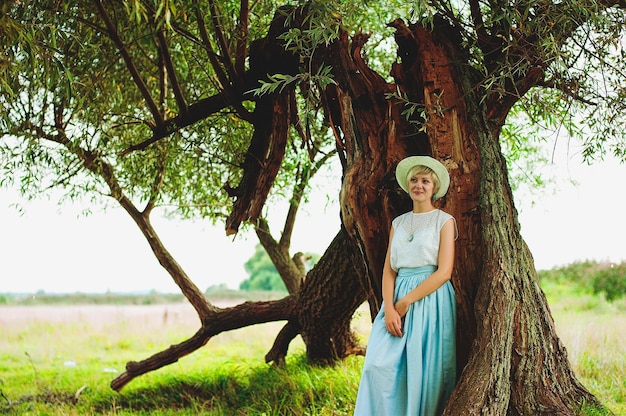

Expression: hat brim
xmin=395 ymin=156 xmax=450 ymax=199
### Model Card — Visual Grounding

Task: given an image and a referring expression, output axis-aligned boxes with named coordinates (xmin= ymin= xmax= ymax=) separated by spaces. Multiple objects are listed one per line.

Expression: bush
xmin=592 ymin=263 xmax=626 ymax=302
xmin=538 ymin=260 xmax=626 ymax=304
xmin=538 ymin=260 xmax=607 ymax=288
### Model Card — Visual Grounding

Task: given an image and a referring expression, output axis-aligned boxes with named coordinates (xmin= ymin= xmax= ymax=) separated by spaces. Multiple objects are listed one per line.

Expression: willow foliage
xmin=1 ymin=0 xmax=625 ymax=221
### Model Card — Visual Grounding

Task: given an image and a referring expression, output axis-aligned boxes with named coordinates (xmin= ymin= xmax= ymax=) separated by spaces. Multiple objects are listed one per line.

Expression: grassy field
xmin=540 ymin=278 xmax=626 ymax=415
xmin=1 ymin=282 xmax=624 ymax=415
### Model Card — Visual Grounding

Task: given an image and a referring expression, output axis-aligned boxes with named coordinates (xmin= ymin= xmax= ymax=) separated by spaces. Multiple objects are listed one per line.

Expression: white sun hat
xmin=395 ymin=156 xmax=450 ymax=199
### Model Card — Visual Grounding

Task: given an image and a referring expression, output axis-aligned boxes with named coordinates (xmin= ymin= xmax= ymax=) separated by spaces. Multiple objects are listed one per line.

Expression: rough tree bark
xmin=265 ymin=228 xmax=368 ymax=366
xmin=316 ymin=31 xmax=428 ymax=320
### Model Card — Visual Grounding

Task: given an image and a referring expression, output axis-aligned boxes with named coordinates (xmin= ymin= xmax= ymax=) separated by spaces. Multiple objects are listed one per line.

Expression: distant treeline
xmin=538 ymin=260 xmax=625 ymax=302
xmin=2 ymin=260 xmax=622 ymax=306
xmin=0 ymin=286 xmax=288 ymax=306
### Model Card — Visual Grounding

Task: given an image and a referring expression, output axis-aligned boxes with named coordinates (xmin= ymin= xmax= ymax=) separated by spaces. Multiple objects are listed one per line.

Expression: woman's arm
xmin=394 ymin=218 xmax=456 ymax=317
xmin=382 ymin=226 xmax=402 ymax=337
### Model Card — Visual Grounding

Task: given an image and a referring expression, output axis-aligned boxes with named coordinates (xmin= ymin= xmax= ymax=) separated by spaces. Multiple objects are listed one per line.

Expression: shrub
xmin=538 ymin=260 xmax=607 ymax=288
xmin=592 ymin=263 xmax=626 ymax=302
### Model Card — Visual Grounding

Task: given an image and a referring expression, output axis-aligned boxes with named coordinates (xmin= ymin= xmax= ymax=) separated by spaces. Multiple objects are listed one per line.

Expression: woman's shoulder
xmin=391 ymin=211 xmax=411 ymax=227
xmin=437 ymin=209 xmax=459 ymax=239
xmin=436 ymin=209 xmax=456 ymax=227
xmin=393 ymin=211 xmax=412 ymax=219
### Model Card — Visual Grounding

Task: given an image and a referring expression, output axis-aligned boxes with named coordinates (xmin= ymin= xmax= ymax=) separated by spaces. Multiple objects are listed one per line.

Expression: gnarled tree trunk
xmin=297 ymin=228 xmax=367 ymax=363
xmin=316 ymin=16 xmax=600 ymax=415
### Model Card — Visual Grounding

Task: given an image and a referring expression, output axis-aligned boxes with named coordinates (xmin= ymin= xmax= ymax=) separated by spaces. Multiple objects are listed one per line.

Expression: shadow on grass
xmin=3 ymin=353 xmax=615 ymax=416
xmin=87 ymin=355 xmax=359 ymax=415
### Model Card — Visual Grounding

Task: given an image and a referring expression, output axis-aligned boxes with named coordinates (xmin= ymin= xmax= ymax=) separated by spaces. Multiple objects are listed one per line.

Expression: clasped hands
xmin=384 ymin=298 xmax=410 ymax=337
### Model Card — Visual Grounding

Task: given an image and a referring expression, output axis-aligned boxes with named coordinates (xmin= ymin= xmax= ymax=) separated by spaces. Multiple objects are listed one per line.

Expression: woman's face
xmin=408 ymin=172 xmax=435 ymax=202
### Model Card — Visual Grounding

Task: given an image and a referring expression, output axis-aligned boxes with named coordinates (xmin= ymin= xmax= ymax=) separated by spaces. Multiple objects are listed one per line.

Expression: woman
xmin=354 ymin=156 xmax=457 ymax=416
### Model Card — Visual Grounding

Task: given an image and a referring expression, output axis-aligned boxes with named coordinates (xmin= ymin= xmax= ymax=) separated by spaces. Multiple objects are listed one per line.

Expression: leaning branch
xmin=46 ymin=129 xmax=214 ymax=319
xmin=110 ymin=326 xmax=211 ymax=391
xmin=111 ymin=296 xmax=297 ymax=391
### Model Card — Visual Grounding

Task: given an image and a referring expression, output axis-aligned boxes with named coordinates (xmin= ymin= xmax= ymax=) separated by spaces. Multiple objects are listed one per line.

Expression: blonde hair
xmin=406 ymin=165 xmax=440 ymax=195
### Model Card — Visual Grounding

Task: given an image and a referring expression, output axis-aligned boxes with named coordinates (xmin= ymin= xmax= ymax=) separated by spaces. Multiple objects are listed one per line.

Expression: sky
xmin=1 ymin=146 xmax=625 ymax=294
xmin=0 ymin=168 xmax=341 ymax=294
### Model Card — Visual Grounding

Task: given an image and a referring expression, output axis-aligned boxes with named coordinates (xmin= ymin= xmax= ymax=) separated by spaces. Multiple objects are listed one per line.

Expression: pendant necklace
xmin=407 ymin=214 xmax=417 ymax=242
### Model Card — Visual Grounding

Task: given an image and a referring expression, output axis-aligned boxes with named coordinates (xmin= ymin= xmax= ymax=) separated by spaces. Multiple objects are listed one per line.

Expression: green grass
xmin=1 ymin=341 xmax=362 ymax=415
xmin=1 ymin=274 xmax=625 ymax=415
xmin=81 ymin=355 xmax=362 ymax=415
xmin=541 ymin=272 xmax=626 ymax=416
xmin=0 ymin=306 xmax=361 ymax=415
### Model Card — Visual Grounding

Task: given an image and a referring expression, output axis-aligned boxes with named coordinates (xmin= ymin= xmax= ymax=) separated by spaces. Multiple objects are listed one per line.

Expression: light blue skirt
xmin=354 ymin=266 xmax=456 ymax=416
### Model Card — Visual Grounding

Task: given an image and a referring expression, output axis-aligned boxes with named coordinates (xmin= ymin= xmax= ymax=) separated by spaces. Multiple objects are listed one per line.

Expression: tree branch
xmin=192 ymin=0 xmax=253 ymax=122
xmin=254 ymin=218 xmax=303 ymax=294
xmin=536 ymin=78 xmax=597 ymax=106
xmin=208 ymin=0 xmax=238 ymax=81
xmin=224 ymin=92 xmax=292 ymax=235
xmin=264 ymin=320 xmax=301 ymax=366
xmin=110 ymin=326 xmax=210 ymax=391
xmin=154 ymin=27 xmax=189 ymax=114
xmin=278 ymin=169 xmax=305 ymax=250
xmin=278 ymin=150 xmax=334 ymax=249
xmin=486 ymin=65 xmax=545 ymax=125
xmin=120 ymin=91 xmax=233 ymax=156
xmin=135 ymin=1 xmax=189 ymax=115
xmin=235 ymin=0 xmax=250 ymax=79
xmin=192 ymin=0 xmax=230 ymax=89
xmin=111 ymin=296 xmax=297 ymax=391
xmin=93 ymin=0 xmax=164 ymax=128
xmin=33 ymin=124 xmax=215 ymax=319
xmin=157 ymin=45 xmax=168 ymax=110
xmin=468 ymin=0 xmax=504 ymax=74
xmin=143 ymin=147 xmax=167 ymax=214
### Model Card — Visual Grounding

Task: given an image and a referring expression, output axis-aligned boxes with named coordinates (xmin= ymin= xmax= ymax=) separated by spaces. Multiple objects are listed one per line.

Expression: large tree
xmin=2 ymin=0 xmax=625 ymax=414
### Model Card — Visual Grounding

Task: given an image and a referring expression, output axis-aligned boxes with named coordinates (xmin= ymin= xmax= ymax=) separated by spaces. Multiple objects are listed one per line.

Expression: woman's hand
xmin=384 ymin=306 xmax=403 ymax=337
xmin=394 ymin=298 xmax=410 ymax=318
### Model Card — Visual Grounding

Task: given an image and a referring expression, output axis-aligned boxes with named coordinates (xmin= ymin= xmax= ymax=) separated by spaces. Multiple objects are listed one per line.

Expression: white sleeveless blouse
xmin=390 ymin=209 xmax=457 ymax=271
